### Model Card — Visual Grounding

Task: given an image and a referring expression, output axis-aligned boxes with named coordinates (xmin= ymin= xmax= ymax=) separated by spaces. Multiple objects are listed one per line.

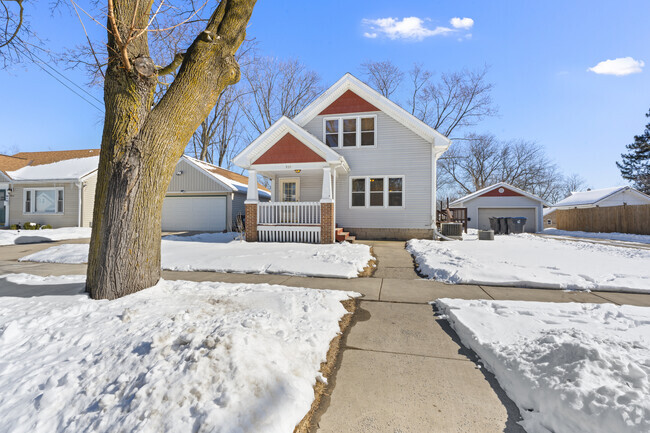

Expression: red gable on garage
xmin=319 ymin=90 xmax=379 ymax=115
xmin=480 ymin=186 xmax=523 ymax=197
xmin=253 ymin=133 xmax=326 ymax=165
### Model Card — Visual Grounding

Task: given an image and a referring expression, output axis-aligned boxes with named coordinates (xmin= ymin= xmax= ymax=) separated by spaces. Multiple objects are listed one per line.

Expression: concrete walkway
xmin=1 ymin=239 xmax=650 ymax=432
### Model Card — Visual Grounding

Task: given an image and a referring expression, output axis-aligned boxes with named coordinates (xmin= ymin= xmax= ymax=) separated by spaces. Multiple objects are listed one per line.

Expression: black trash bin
xmin=510 ymin=217 xmax=527 ymax=234
xmin=489 ymin=217 xmax=500 ymax=234
xmin=498 ymin=217 xmax=509 ymax=234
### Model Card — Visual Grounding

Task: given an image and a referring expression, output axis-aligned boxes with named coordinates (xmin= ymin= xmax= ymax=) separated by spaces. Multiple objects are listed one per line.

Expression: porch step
xmin=335 ymin=228 xmax=356 ymax=243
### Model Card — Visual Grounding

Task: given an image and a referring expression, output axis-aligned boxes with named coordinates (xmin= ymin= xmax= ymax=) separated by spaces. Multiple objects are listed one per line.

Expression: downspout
xmin=77 ymin=181 xmax=82 ymax=227
xmin=431 ymin=147 xmax=458 ymax=241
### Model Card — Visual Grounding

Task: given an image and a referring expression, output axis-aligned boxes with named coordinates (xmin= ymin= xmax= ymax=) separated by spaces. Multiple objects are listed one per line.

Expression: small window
xmin=369 ymin=178 xmax=384 ymax=206
xmin=547 ymin=219 xmax=551 ymax=225
xmin=325 ymin=119 xmax=338 ymax=148
xmin=361 ymin=117 xmax=375 ymax=146
xmin=25 ymin=190 xmax=31 ymax=213
xmin=351 ymin=178 xmax=365 ymax=207
xmin=343 ymin=118 xmax=357 ymax=147
xmin=57 ymin=190 xmax=64 ymax=213
xmin=388 ymin=177 xmax=403 ymax=207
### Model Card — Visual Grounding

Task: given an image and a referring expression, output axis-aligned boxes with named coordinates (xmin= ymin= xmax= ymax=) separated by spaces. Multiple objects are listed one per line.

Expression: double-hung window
xmin=323 ymin=115 xmax=376 ymax=148
xmin=24 ymin=188 xmax=64 ymax=214
xmin=350 ymin=176 xmax=404 ymax=208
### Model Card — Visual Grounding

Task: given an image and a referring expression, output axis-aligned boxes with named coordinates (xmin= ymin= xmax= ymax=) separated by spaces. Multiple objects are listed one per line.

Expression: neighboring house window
xmin=547 ymin=219 xmax=551 ymax=225
xmin=24 ymin=188 xmax=64 ymax=214
xmin=350 ymin=176 xmax=404 ymax=208
xmin=323 ymin=115 xmax=376 ymax=148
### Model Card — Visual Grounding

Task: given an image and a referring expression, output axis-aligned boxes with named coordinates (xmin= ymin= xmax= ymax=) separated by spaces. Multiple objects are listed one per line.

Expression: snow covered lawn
xmin=407 ymin=232 xmax=650 ymax=292
xmin=0 ymin=227 xmax=91 ymax=245
xmin=20 ymin=236 xmax=373 ymax=278
xmin=0 ymin=274 xmax=357 ymax=433
xmin=437 ymin=299 xmax=650 ymax=433
xmin=543 ymin=228 xmax=650 ymax=245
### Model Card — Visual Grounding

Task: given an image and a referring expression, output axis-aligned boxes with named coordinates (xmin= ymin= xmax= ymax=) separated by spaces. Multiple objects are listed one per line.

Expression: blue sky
xmin=1 ymin=0 xmax=648 ymax=189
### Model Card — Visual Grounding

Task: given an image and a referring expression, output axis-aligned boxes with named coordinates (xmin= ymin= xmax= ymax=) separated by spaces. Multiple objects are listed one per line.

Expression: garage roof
xmin=552 ymin=186 xmax=650 ymax=208
xmin=450 ymin=182 xmax=550 ymax=207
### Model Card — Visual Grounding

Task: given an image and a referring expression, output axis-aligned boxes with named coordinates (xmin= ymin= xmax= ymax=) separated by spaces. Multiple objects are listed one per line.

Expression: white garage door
xmin=162 ymin=196 xmax=227 ymax=231
xmin=477 ymin=208 xmax=537 ymax=233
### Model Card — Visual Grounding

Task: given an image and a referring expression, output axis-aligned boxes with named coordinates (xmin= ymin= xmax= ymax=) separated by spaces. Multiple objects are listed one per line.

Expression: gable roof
xmin=553 ymin=186 xmax=650 ymax=208
xmin=182 ymin=155 xmax=270 ymax=197
xmin=450 ymin=182 xmax=550 ymax=207
xmin=293 ymin=73 xmax=451 ymax=150
xmin=233 ymin=116 xmax=349 ymax=170
xmin=1 ymin=149 xmax=100 ymax=181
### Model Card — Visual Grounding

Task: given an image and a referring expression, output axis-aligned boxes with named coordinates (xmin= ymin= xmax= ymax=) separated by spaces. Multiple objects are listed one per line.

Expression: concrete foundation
xmin=345 ymin=227 xmax=433 ymax=241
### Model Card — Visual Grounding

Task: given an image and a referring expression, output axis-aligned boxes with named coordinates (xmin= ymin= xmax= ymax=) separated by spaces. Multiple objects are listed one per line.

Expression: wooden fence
xmin=555 ymin=204 xmax=650 ymax=235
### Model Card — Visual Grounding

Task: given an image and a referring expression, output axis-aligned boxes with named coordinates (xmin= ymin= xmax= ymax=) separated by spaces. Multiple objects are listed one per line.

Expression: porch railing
xmin=257 ymin=202 xmax=321 ymax=226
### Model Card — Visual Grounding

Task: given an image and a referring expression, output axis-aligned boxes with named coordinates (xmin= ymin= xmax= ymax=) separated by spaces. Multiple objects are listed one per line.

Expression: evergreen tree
xmin=617 ymin=109 xmax=650 ymax=194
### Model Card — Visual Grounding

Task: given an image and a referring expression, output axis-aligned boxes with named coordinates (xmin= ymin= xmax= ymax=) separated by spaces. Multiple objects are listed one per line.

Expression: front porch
xmin=244 ymin=166 xmax=340 ymax=244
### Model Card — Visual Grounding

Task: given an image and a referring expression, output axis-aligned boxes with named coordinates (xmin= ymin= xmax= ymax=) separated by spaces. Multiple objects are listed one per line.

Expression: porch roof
xmin=232 ymin=117 xmax=349 ymax=173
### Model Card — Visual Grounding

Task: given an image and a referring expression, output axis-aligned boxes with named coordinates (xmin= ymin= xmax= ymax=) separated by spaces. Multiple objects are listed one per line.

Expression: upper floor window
xmin=323 ymin=115 xmax=376 ymax=148
xmin=24 ymin=188 xmax=64 ymax=214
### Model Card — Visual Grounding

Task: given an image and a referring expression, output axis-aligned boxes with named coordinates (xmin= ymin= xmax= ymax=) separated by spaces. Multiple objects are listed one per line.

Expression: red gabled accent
xmin=319 ymin=90 xmax=380 ymax=115
xmin=480 ymin=186 xmax=523 ymax=197
xmin=253 ymin=133 xmax=325 ymax=165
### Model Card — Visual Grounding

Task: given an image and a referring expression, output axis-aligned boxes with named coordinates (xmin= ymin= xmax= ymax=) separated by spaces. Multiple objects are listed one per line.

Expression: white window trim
xmin=278 ymin=177 xmax=300 ymax=202
xmin=23 ymin=187 xmax=65 ymax=215
xmin=349 ymin=175 xmax=405 ymax=209
xmin=322 ymin=114 xmax=377 ymax=149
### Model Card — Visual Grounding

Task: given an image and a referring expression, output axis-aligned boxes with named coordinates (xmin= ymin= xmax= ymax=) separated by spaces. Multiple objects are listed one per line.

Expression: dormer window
xmin=323 ymin=115 xmax=376 ymax=148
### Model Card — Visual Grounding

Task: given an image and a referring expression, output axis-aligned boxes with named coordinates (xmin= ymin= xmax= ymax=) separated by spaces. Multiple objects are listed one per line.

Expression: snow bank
xmin=407 ymin=234 xmax=650 ymax=292
xmin=0 ymin=274 xmax=358 ymax=433
xmin=543 ymin=228 xmax=650 ymax=245
xmin=21 ymin=239 xmax=373 ymax=278
xmin=6 ymin=156 xmax=99 ymax=180
xmin=0 ymin=227 xmax=91 ymax=245
xmin=162 ymin=232 xmax=242 ymax=243
xmin=436 ymin=299 xmax=650 ymax=433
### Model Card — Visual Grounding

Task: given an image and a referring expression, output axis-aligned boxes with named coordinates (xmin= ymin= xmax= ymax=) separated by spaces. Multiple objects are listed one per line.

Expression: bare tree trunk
xmin=87 ymin=0 xmax=256 ymax=300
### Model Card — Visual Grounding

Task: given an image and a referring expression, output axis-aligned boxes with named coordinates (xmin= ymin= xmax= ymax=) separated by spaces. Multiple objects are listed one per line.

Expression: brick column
xmin=320 ymin=202 xmax=334 ymax=244
xmin=245 ymin=203 xmax=258 ymax=242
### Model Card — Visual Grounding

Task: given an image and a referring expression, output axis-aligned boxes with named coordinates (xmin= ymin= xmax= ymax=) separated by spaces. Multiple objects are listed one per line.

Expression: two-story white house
xmin=233 ymin=73 xmax=451 ymax=243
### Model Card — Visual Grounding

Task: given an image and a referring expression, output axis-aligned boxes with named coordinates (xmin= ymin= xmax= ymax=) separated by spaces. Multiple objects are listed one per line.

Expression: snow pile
xmin=0 ymin=227 xmax=91 ymax=245
xmin=7 ymin=156 xmax=99 ymax=180
xmin=543 ymin=228 xmax=650 ymax=245
xmin=21 ymin=239 xmax=373 ymax=278
xmin=436 ymin=299 xmax=650 ymax=433
xmin=0 ymin=274 xmax=357 ymax=433
xmin=407 ymin=234 xmax=650 ymax=292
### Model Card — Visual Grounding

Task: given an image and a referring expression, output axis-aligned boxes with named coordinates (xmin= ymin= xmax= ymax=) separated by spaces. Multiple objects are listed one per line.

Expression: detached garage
xmin=450 ymin=182 xmax=549 ymax=233
xmin=164 ymin=156 xmax=270 ymax=232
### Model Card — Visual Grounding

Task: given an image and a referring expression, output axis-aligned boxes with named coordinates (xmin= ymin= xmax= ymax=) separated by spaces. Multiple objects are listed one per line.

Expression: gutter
xmin=77 ymin=181 xmax=82 ymax=227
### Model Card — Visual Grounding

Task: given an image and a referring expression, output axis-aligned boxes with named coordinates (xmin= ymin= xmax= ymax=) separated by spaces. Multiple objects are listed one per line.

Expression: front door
xmin=0 ymin=189 xmax=6 ymax=226
xmin=280 ymin=178 xmax=300 ymax=202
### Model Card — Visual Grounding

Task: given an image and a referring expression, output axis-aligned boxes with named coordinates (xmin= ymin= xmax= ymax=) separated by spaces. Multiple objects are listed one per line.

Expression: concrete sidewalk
xmin=1 ymin=239 xmax=650 ymax=432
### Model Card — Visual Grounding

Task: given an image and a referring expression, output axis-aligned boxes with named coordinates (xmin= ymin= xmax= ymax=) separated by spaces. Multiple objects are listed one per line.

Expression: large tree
xmin=617 ymin=109 xmax=650 ymax=194
xmin=84 ymin=0 xmax=256 ymax=300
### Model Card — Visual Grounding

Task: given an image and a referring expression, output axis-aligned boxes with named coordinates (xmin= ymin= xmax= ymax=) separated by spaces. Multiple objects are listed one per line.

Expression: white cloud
xmin=362 ymin=17 xmax=454 ymax=40
xmin=588 ymin=57 xmax=644 ymax=76
xmin=450 ymin=17 xmax=474 ymax=30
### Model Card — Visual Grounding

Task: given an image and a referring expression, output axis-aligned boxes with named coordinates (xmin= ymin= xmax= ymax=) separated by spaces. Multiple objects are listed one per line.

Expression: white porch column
xmin=270 ymin=176 xmax=275 ymax=202
xmin=246 ymin=169 xmax=258 ymax=203
xmin=320 ymin=167 xmax=333 ymax=203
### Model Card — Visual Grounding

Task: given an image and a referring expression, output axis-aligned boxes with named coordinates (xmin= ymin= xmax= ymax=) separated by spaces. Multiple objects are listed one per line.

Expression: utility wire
xmin=15 ymin=45 xmax=104 ymax=112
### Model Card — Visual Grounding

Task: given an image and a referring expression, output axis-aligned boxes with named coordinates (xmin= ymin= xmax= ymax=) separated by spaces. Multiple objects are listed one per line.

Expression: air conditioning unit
xmin=440 ymin=223 xmax=463 ymax=240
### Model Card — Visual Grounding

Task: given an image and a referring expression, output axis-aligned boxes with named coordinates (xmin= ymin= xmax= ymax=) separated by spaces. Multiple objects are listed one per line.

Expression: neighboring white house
xmin=553 ymin=186 xmax=650 ymax=209
xmin=233 ymin=73 xmax=452 ymax=242
xmin=450 ymin=182 xmax=548 ymax=233
xmin=0 ymin=150 xmax=268 ymax=230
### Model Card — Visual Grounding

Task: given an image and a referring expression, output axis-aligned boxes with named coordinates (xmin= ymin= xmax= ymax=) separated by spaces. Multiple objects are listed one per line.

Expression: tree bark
xmin=87 ymin=0 xmax=256 ymax=300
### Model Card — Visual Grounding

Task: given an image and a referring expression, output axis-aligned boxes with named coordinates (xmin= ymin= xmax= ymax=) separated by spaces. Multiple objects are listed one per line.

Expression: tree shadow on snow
xmin=13 ymin=235 xmax=55 ymax=245
xmin=0 ymin=277 xmax=85 ymax=298
xmin=430 ymin=303 xmax=527 ymax=433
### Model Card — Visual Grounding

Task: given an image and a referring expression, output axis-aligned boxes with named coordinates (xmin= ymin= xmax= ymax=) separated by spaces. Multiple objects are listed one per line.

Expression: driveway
xmin=1 ymin=239 xmax=649 ymax=432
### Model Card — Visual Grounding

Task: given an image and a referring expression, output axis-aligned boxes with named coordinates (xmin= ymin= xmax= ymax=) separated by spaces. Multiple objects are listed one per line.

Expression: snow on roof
xmin=543 ymin=208 xmax=556 ymax=216
xmin=183 ymin=155 xmax=271 ymax=197
xmin=7 ymin=156 xmax=99 ymax=180
xmin=553 ymin=186 xmax=628 ymax=207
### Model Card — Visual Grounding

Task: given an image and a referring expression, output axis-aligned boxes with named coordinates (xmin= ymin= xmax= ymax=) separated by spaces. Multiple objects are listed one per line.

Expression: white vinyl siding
xmin=167 ymin=159 xmax=233 ymax=193
xmin=305 ymin=111 xmax=433 ymax=229
xmin=9 ymin=182 xmax=81 ymax=228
